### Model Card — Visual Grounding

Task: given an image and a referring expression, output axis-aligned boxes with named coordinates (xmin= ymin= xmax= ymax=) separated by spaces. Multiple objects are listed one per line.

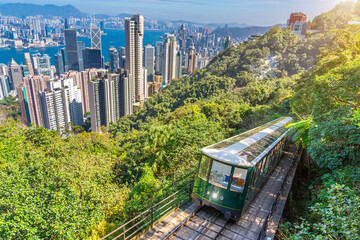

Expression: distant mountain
xmin=207 ymin=22 xmax=252 ymax=28
xmin=0 ymin=3 xmax=87 ymax=18
xmin=95 ymin=14 xmax=111 ymax=19
xmin=117 ymin=13 xmax=133 ymax=19
xmin=213 ymin=25 xmax=279 ymax=39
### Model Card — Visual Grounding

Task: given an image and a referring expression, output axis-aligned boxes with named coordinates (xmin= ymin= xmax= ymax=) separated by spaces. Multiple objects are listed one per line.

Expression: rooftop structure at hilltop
xmin=287 ymin=12 xmax=311 ymax=36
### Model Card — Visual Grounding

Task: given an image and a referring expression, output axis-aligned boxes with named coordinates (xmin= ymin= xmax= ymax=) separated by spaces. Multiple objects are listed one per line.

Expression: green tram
xmin=192 ymin=117 xmax=293 ymax=220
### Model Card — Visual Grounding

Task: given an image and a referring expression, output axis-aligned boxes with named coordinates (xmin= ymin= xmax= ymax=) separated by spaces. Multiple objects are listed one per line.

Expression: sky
xmin=1 ymin=0 xmax=354 ymax=25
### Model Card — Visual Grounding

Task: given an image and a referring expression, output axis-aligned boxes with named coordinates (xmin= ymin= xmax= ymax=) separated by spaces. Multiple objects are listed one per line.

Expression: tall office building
xmin=125 ymin=15 xmax=145 ymax=102
xmin=223 ymin=36 xmax=232 ymax=50
xmin=118 ymin=47 xmax=126 ymax=68
xmin=109 ymin=47 xmax=119 ymax=73
xmin=162 ymin=34 xmax=178 ymax=84
xmin=61 ymin=69 xmax=98 ymax=114
xmin=0 ymin=75 xmax=11 ymax=100
xmin=33 ymin=19 xmax=41 ymax=39
xmin=64 ymin=19 xmax=70 ymax=30
xmin=17 ymin=75 xmax=50 ymax=127
xmin=77 ymin=41 xmax=85 ymax=71
xmin=24 ymin=52 xmax=34 ymax=76
xmin=144 ymin=44 xmax=155 ymax=81
xmin=60 ymin=48 xmax=69 ymax=72
xmin=39 ymin=78 xmax=83 ymax=133
xmin=88 ymin=71 xmax=133 ymax=132
xmin=54 ymin=52 xmax=65 ymax=76
xmin=85 ymin=48 xmax=102 ymax=69
xmin=65 ymin=29 xmax=80 ymax=71
xmin=80 ymin=68 xmax=98 ymax=113
xmin=179 ymin=23 xmax=187 ymax=52
xmin=155 ymin=42 xmax=163 ymax=74
xmin=17 ymin=83 xmax=30 ymax=125
xmin=118 ymin=69 xmax=133 ymax=117
xmin=8 ymin=58 xmax=23 ymax=90
xmin=90 ymin=23 xmax=102 ymax=51
xmin=32 ymin=53 xmax=54 ymax=79
xmin=88 ymin=74 xmax=114 ymax=132
xmin=21 ymin=65 xmax=30 ymax=78
xmin=0 ymin=64 xmax=8 ymax=76
xmin=187 ymin=50 xmax=197 ymax=75
xmin=175 ymin=52 xmax=183 ymax=79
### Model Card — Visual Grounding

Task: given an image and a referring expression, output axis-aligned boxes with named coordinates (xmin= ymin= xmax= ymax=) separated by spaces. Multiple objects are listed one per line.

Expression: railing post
xmin=151 ymin=204 xmax=154 ymax=228
xmin=122 ymin=225 xmax=125 ymax=240
xmin=173 ymin=170 xmax=176 ymax=209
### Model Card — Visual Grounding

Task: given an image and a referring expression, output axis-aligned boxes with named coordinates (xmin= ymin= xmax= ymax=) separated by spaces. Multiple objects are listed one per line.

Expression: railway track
xmin=162 ymin=206 xmax=232 ymax=240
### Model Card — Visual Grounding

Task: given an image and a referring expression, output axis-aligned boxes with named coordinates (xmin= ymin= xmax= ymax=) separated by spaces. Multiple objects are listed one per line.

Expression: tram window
xmin=264 ymin=155 xmax=270 ymax=172
xmin=230 ymin=168 xmax=248 ymax=193
xmin=198 ymin=155 xmax=211 ymax=181
xmin=209 ymin=161 xmax=232 ymax=189
xmin=261 ymin=156 xmax=269 ymax=174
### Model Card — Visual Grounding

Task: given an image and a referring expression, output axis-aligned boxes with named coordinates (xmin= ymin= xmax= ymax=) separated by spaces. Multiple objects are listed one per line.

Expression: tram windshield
xmin=198 ymin=155 xmax=211 ymax=181
xmin=230 ymin=168 xmax=247 ymax=193
xmin=209 ymin=160 xmax=232 ymax=189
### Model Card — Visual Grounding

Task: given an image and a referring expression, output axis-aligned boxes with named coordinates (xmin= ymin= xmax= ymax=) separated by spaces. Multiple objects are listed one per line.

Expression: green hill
xmin=1 ymin=3 xmax=359 ymax=239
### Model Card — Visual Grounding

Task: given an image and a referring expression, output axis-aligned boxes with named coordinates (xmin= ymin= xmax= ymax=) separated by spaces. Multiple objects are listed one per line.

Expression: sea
xmin=0 ymin=29 xmax=168 ymax=65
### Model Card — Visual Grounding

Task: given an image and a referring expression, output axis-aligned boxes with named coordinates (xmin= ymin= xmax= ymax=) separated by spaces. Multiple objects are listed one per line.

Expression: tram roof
xmin=202 ymin=117 xmax=292 ymax=168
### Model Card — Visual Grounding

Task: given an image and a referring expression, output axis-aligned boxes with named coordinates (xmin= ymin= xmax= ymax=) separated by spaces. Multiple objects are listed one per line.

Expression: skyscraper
xmin=77 ymin=41 xmax=85 ymax=71
xmin=223 ymin=36 xmax=232 ymax=50
xmin=109 ymin=47 xmax=119 ymax=73
xmin=54 ymin=52 xmax=65 ymax=76
xmin=162 ymin=34 xmax=178 ymax=84
xmin=60 ymin=48 xmax=69 ymax=72
xmin=155 ymin=42 xmax=163 ymax=74
xmin=31 ymin=53 xmax=54 ymax=79
xmin=118 ymin=47 xmax=126 ymax=68
xmin=24 ymin=52 xmax=34 ymax=76
xmin=65 ymin=29 xmax=80 ymax=71
xmin=64 ymin=19 xmax=70 ymax=30
xmin=88 ymin=71 xmax=133 ymax=132
xmin=187 ymin=50 xmax=197 ymax=75
xmin=125 ymin=15 xmax=145 ymax=102
xmin=79 ymin=68 xmax=98 ymax=114
xmin=21 ymin=65 xmax=30 ymax=78
xmin=85 ymin=48 xmax=102 ymax=69
xmin=17 ymin=75 xmax=50 ymax=127
xmin=175 ymin=51 xmax=183 ymax=79
xmin=0 ymin=75 xmax=11 ymax=100
xmin=8 ymin=58 xmax=23 ymax=89
xmin=0 ymin=64 xmax=8 ymax=76
xmin=40 ymin=78 xmax=83 ymax=133
xmin=144 ymin=44 xmax=155 ymax=81
xmin=88 ymin=74 xmax=114 ymax=132
xmin=90 ymin=23 xmax=102 ymax=51
xmin=119 ymin=69 xmax=133 ymax=117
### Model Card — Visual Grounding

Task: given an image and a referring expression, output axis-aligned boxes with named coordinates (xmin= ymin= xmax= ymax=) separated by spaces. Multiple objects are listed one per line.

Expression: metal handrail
xmin=101 ymin=171 xmax=196 ymax=240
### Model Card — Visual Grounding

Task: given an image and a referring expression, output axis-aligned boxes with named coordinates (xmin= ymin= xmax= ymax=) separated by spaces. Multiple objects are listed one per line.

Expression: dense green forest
xmin=1 ymin=2 xmax=360 ymax=239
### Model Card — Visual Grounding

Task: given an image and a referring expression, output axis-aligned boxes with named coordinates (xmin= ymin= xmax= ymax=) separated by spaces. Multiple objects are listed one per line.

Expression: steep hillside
xmin=1 ymin=3 xmax=359 ymax=239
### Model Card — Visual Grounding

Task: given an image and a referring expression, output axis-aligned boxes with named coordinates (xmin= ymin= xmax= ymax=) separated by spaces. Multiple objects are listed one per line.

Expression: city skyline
xmin=0 ymin=0 xmax=351 ymax=26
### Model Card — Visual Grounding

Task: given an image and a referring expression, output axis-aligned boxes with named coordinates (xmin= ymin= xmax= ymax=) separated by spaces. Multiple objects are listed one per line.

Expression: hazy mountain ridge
xmin=0 ymin=2 xmax=258 ymax=28
xmin=212 ymin=26 xmax=274 ymax=38
xmin=0 ymin=3 xmax=87 ymax=18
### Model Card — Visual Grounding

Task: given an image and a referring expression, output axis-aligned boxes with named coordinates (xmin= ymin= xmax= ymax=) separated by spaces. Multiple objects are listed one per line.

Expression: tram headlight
xmin=220 ymin=196 xmax=224 ymax=200
xmin=212 ymin=192 xmax=218 ymax=199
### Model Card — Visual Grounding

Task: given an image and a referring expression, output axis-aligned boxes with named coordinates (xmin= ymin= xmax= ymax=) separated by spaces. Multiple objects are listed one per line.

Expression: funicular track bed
xmin=164 ymin=206 xmax=230 ymax=240
xmin=140 ymin=142 xmax=300 ymax=240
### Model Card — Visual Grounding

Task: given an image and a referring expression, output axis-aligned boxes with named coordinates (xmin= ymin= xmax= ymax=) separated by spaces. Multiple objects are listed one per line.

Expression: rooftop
xmin=202 ymin=117 xmax=292 ymax=168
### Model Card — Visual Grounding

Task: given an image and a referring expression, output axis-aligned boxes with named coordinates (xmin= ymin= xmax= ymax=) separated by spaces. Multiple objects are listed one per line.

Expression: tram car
xmin=192 ymin=117 xmax=293 ymax=220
